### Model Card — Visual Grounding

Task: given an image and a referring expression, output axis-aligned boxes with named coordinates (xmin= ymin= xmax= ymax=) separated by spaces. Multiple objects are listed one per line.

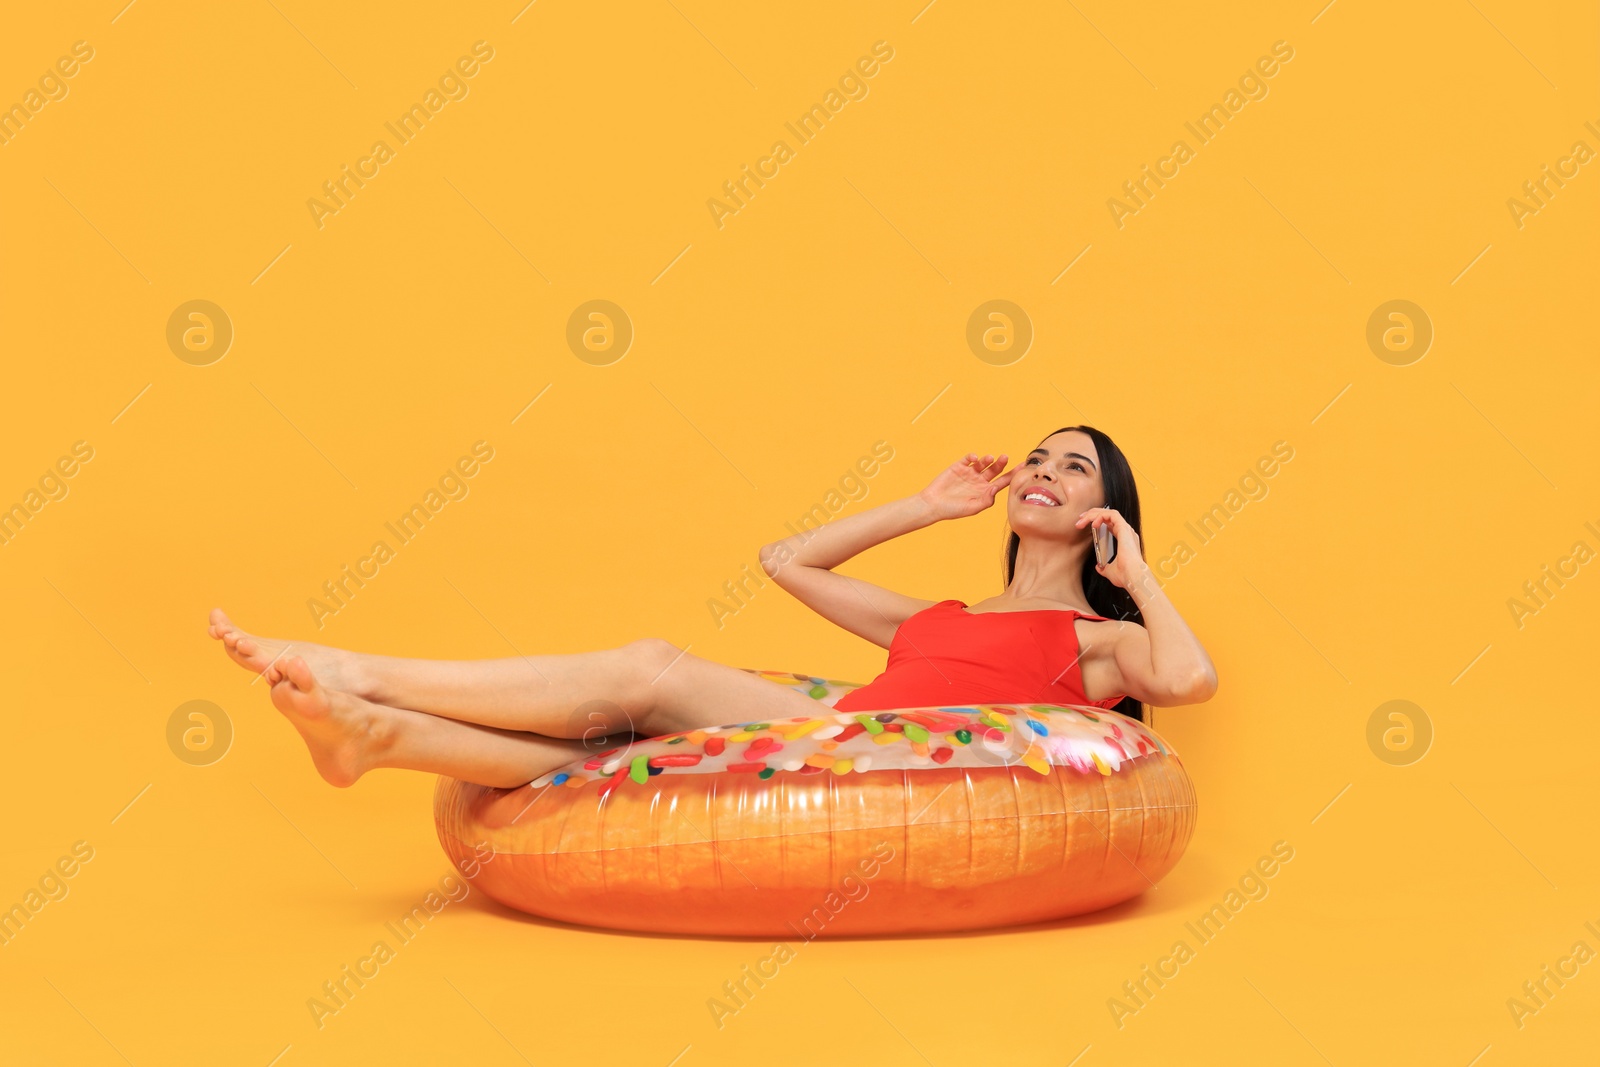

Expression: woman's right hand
xmin=917 ymin=453 xmax=1014 ymax=520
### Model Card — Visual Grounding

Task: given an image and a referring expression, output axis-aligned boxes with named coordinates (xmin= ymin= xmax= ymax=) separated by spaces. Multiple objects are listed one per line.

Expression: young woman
xmin=210 ymin=425 xmax=1216 ymax=790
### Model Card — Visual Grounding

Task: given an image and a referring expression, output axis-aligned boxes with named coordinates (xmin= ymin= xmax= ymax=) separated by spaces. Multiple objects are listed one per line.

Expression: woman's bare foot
xmin=209 ymin=608 xmax=365 ymax=696
xmin=267 ymin=655 xmax=392 ymax=787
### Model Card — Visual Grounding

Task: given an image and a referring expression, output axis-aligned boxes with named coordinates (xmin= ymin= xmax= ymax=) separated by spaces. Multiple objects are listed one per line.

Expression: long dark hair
xmin=1002 ymin=425 xmax=1146 ymax=724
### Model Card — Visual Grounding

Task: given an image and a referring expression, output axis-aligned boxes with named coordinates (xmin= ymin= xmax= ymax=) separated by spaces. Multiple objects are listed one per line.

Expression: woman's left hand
xmin=1075 ymin=507 xmax=1150 ymax=594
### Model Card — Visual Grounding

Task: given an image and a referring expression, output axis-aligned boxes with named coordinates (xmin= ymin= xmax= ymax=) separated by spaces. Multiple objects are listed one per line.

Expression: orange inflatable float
xmin=434 ymin=669 xmax=1196 ymax=936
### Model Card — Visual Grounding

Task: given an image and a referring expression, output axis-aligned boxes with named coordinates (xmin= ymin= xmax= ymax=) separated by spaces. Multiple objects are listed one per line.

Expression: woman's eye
xmin=1068 ymin=463 xmax=1085 ymax=472
xmin=1025 ymin=456 xmax=1040 ymax=465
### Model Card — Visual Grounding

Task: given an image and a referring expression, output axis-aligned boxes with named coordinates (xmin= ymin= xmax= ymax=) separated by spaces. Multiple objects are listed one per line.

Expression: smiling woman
xmin=213 ymin=423 xmax=1213 ymax=789
xmin=211 ymin=423 xmax=1212 ymax=931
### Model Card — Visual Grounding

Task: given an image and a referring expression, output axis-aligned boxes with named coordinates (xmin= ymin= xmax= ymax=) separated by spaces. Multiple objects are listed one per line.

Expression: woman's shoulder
xmin=1043 ymin=606 xmax=1138 ymax=628
xmin=1057 ymin=611 xmax=1144 ymax=655
xmin=1070 ymin=612 xmax=1146 ymax=658
xmin=1075 ymin=607 xmax=1152 ymax=633
xmin=1074 ymin=607 xmax=1143 ymax=626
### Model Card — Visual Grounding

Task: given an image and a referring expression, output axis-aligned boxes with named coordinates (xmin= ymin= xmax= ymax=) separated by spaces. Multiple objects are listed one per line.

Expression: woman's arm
xmin=760 ymin=453 xmax=1013 ymax=648
xmin=1077 ymin=506 xmax=1218 ymax=706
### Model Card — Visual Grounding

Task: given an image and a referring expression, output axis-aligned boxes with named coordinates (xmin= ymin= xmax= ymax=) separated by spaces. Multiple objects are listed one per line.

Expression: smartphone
xmin=1093 ymin=522 xmax=1117 ymax=566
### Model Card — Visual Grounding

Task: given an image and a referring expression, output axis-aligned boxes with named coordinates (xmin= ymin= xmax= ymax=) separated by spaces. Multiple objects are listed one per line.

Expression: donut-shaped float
xmin=434 ymin=669 xmax=1196 ymax=937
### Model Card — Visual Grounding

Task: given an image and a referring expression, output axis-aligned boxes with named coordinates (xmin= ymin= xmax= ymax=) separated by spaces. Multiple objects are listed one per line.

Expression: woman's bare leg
xmin=268 ymin=655 xmax=632 ymax=789
xmin=213 ymin=609 xmax=819 ymax=737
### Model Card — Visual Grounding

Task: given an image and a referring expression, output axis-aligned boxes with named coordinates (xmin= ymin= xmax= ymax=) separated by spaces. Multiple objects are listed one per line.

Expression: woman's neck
xmin=998 ymin=536 xmax=1091 ymax=609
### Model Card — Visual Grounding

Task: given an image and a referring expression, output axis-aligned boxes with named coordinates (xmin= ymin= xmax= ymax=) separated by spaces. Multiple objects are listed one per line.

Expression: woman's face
xmin=1006 ymin=430 xmax=1105 ymax=538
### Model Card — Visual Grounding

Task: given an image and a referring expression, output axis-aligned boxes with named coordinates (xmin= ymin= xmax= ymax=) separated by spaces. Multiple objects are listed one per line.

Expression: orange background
xmin=1 ymin=0 xmax=1596 ymax=1063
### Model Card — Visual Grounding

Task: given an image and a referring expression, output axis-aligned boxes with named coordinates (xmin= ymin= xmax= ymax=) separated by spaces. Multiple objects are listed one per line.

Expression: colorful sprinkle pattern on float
xmin=528 ymin=669 xmax=1175 ymax=792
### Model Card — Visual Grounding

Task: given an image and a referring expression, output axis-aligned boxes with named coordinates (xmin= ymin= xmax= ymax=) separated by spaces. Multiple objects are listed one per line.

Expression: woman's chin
xmin=1010 ymin=504 xmax=1067 ymax=529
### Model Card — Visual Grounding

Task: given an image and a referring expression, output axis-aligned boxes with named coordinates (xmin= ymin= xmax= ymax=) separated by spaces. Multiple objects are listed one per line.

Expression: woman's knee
xmin=620 ymin=633 xmax=678 ymax=668
xmin=621 ymin=638 xmax=685 ymax=685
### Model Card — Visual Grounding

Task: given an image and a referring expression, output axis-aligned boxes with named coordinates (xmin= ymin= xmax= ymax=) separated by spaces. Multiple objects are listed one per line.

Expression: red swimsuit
xmin=831 ymin=599 xmax=1126 ymax=713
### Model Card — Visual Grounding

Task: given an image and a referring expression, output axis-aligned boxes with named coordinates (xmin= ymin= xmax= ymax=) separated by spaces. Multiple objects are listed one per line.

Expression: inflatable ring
xmin=434 ymin=669 xmax=1196 ymax=937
